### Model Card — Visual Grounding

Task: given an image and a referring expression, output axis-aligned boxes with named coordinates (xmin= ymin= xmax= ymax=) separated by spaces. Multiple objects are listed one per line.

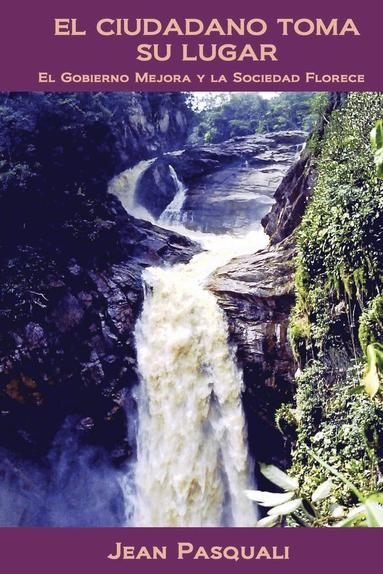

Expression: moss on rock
xmin=283 ymin=93 xmax=383 ymax=522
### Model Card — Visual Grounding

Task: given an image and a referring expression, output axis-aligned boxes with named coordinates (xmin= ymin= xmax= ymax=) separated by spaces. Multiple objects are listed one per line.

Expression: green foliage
xmin=1 ymin=93 xmax=125 ymax=198
xmin=362 ymin=343 xmax=383 ymax=398
xmin=258 ymin=92 xmax=326 ymax=134
xmin=370 ymin=120 xmax=383 ymax=178
xmin=191 ymin=93 xmax=267 ymax=143
xmin=289 ymin=306 xmax=311 ymax=363
xmin=283 ymin=358 xmax=383 ymax=524
xmin=296 ymin=93 xmax=383 ymax=313
xmin=290 ymin=93 xmax=383 ymax=372
xmin=189 ymin=92 xmax=323 ymax=144
xmin=304 ymin=93 xmax=330 ymax=157
xmin=0 ymin=92 xmax=191 ymax=198
xmin=275 ymin=403 xmax=298 ymax=436
xmin=283 ymin=92 xmax=383 ymax=520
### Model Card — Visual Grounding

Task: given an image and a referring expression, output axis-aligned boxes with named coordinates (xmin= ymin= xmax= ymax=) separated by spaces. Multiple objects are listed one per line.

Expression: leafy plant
xmin=246 ymin=449 xmax=383 ymax=527
xmin=246 ymin=463 xmax=333 ymax=527
xmin=286 ymin=94 xmax=383 ymax=512
xmin=307 ymin=448 xmax=383 ymax=527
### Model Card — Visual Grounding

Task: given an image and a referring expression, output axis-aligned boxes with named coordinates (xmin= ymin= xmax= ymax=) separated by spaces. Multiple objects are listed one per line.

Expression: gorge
xmin=0 ymin=90 xmax=304 ymax=525
xmin=109 ymin=128 xmax=303 ymax=525
xmin=1 ymin=91 xmax=382 ymax=527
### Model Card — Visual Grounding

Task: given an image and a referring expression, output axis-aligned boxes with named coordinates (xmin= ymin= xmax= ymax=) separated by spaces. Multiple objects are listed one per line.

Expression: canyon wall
xmin=0 ymin=92 xmax=197 ymax=460
xmin=209 ymin=157 xmax=314 ymax=468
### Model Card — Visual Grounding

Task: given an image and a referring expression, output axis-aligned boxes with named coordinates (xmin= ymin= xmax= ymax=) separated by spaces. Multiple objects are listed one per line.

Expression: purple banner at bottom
xmin=0 ymin=527 xmax=377 ymax=573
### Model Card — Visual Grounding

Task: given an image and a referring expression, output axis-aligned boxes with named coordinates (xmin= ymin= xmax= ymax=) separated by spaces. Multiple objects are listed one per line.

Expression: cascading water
xmin=158 ymin=166 xmax=187 ymax=225
xmin=112 ymin=158 xmax=267 ymax=526
xmin=133 ymin=231 xmax=267 ymax=526
xmin=108 ymin=159 xmax=155 ymax=222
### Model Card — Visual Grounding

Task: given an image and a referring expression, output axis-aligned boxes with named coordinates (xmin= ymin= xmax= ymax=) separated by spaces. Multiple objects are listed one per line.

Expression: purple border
xmin=0 ymin=1 xmax=382 ymax=572
xmin=0 ymin=527 xmax=380 ymax=573
xmin=0 ymin=0 xmax=379 ymax=91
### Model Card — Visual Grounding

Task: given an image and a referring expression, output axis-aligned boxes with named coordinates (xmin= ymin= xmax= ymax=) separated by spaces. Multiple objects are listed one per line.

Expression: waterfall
xmin=158 ymin=165 xmax=187 ymax=224
xmin=110 ymin=157 xmax=268 ymax=526
xmin=108 ymin=159 xmax=155 ymax=222
xmin=131 ymin=230 xmax=268 ymax=527
xmin=108 ymin=160 xmax=187 ymax=225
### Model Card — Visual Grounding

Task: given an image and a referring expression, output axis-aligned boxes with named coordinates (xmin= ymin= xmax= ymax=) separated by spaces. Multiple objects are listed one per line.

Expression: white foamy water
xmin=132 ymin=229 xmax=267 ymax=526
xmin=108 ymin=159 xmax=155 ymax=222
xmin=158 ymin=165 xmax=187 ymax=225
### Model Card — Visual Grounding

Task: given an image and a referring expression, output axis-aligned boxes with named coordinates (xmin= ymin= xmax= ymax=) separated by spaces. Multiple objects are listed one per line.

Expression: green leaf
xmin=371 ymin=121 xmax=383 ymax=179
xmin=374 ymin=344 xmax=383 ymax=371
xmin=367 ymin=493 xmax=383 ymax=504
xmin=267 ymin=498 xmax=302 ymax=516
xmin=334 ymin=505 xmax=365 ymax=527
xmin=306 ymin=447 xmax=363 ymax=501
xmin=245 ymin=489 xmax=295 ymax=507
xmin=370 ymin=127 xmax=377 ymax=149
xmin=371 ymin=120 xmax=383 ymax=149
xmin=311 ymin=479 xmax=334 ymax=502
xmin=256 ymin=515 xmax=280 ymax=527
xmin=364 ymin=499 xmax=383 ymax=527
xmin=376 ymin=120 xmax=383 ymax=148
xmin=374 ymin=148 xmax=383 ymax=179
xmin=363 ymin=344 xmax=380 ymax=398
xmin=259 ymin=463 xmax=299 ymax=491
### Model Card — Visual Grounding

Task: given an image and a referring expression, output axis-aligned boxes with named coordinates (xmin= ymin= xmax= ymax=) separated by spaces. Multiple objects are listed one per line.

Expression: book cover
xmin=0 ymin=0 xmax=381 ymax=572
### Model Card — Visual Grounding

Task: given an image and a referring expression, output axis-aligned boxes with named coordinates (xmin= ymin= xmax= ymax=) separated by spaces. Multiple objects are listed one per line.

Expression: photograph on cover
xmin=0 ymin=91 xmax=382 ymax=527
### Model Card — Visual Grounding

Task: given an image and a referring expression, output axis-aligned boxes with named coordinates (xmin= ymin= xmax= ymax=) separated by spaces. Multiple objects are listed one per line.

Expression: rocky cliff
xmin=261 ymin=152 xmax=315 ymax=245
xmin=0 ymin=199 xmax=198 ymax=459
xmin=0 ymin=92 xmax=197 ymax=460
xmin=262 ymin=93 xmax=344 ymax=245
xmin=208 ymin=137 xmax=316 ymax=468
xmin=209 ymin=236 xmax=296 ymax=467
xmin=115 ymin=92 xmax=191 ymax=165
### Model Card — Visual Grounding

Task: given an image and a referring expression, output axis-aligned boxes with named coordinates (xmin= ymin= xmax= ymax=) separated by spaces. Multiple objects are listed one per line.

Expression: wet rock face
xmin=209 ymin=237 xmax=296 ymax=468
xmin=0 ymin=92 xmax=195 ymax=462
xmin=181 ymin=162 xmax=278 ymax=234
xmin=136 ymin=131 xmax=306 ymax=232
xmin=135 ymin=161 xmax=180 ymax=219
xmin=0 ymin=195 xmax=199 ymax=459
xmin=262 ymin=151 xmax=316 ymax=244
xmin=261 ymin=93 xmax=344 ymax=245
